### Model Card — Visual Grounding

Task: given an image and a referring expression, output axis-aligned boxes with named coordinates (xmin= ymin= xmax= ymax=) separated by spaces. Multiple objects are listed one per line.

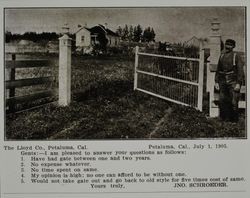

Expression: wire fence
xmin=134 ymin=47 xmax=204 ymax=111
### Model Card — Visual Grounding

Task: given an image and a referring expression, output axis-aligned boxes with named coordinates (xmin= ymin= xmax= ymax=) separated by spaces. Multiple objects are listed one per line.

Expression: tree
xmin=116 ymin=26 xmax=123 ymax=37
xmin=142 ymin=27 xmax=151 ymax=42
xmin=5 ymin=31 xmax=12 ymax=43
xmin=142 ymin=27 xmax=155 ymax=42
xmin=122 ymin=24 xmax=129 ymax=41
xmin=133 ymin=25 xmax=143 ymax=42
xmin=150 ymin=28 xmax=156 ymax=42
xmin=23 ymin=32 xmax=37 ymax=41
xmin=96 ymin=33 xmax=108 ymax=52
xmin=5 ymin=31 xmax=60 ymax=43
xmin=128 ymin=25 xmax=134 ymax=42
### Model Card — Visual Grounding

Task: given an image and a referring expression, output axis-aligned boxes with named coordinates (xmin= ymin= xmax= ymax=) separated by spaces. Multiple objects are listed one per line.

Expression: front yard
xmin=6 ymin=55 xmax=246 ymax=140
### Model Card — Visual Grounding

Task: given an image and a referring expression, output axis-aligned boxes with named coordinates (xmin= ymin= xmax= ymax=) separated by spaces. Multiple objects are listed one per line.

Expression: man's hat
xmin=225 ymin=39 xmax=236 ymax=47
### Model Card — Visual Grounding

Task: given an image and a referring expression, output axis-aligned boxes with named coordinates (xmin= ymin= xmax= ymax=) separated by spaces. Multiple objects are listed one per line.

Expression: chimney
xmin=104 ymin=23 xmax=108 ymax=29
xmin=62 ymin=24 xmax=70 ymax=34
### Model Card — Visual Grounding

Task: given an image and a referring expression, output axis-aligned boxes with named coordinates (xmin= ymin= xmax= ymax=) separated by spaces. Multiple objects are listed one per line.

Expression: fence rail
xmin=6 ymin=90 xmax=56 ymax=106
xmin=136 ymin=69 xmax=199 ymax=86
xmin=138 ymin=51 xmax=200 ymax=61
xmin=134 ymin=46 xmax=204 ymax=111
xmin=5 ymin=54 xmax=57 ymax=113
xmin=5 ymin=60 xmax=52 ymax=68
xmin=6 ymin=76 xmax=54 ymax=89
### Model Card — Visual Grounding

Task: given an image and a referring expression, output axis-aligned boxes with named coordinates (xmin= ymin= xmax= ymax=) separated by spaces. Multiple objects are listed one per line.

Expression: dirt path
xmin=148 ymin=107 xmax=172 ymax=139
xmin=48 ymin=118 xmax=87 ymax=140
xmin=50 ymin=107 xmax=173 ymax=140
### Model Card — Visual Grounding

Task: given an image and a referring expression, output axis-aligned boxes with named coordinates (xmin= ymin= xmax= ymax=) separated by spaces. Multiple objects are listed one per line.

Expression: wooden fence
xmin=5 ymin=54 xmax=57 ymax=113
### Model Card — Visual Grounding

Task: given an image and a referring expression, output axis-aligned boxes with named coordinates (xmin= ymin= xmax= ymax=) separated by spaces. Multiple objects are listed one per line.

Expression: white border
xmin=1 ymin=1 xmax=250 ymax=198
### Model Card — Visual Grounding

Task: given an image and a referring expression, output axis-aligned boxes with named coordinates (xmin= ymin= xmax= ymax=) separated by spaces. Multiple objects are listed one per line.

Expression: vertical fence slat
xmin=134 ymin=46 xmax=139 ymax=90
xmin=8 ymin=54 xmax=16 ymax=112
xmin=197 ymin=47 xmax=205 ymax=111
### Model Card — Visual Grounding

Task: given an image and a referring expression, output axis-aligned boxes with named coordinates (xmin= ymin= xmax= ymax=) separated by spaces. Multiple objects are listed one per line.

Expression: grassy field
xmin=6 ymin=54 xmax=246 ymax=140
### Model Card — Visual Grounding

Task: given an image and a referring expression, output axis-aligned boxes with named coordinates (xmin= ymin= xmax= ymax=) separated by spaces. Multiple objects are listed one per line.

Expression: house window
xmin=81 ymin=36 xmax=85 ymax=42
xmin=91 ymin=35 xmax=98 ymax=45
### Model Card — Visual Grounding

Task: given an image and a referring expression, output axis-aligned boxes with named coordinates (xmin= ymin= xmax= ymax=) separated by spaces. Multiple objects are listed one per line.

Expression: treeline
xmin=5 ymin=31 xmax=62 ymax=42
xmin=116 ymin=24 xmax=155 ymax=43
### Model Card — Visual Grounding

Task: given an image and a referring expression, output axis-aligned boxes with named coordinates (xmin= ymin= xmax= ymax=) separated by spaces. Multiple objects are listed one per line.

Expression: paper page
xmin=1 ymin=1 xmax=249 ymax=198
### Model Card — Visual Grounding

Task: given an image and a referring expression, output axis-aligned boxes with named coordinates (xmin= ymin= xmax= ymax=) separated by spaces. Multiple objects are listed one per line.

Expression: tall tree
xmin=122 ymin=24 xmax=129 ymax=41
xmin=142 ymin=27 xmax=156 ymax=42
xmin=142 ymin=27 xmax=155 ymax=42
xmin=128 ymin=25 xmax=134 ymax=42
xmin=116 ymin=26 xmax=123 ymax=37
xmin=133 ymin=25 xmax=143 ymax=42
xmin=142 ymin=27 xmax=151 ymax=42
xmin=150 ymin=28 xmax=156 ymax=42
xmin=97 ymin=33 xmax=108 ymax=51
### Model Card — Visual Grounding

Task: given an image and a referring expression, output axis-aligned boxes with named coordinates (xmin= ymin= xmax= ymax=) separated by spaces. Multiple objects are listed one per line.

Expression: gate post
xmin=7 ymin=54 xmax=16 ymax=112
xmin=134 ymin=46 xmax=139 ymax=90
xmin=207 ymin=18 xmax=221 ymax=117
xmin=58 ymin=34 xmax=72 ymax=106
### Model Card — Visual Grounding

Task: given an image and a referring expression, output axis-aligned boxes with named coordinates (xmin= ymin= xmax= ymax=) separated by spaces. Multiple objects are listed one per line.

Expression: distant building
xmin=75 ymin=27 xmax=92 ymax=48
xmin=75 ymin=24 xmax=120 ymax=53
xmin=184 ymin=36 xmax=209 ymax=48
xmin=183 ymin=36 xmax=211 ymax=59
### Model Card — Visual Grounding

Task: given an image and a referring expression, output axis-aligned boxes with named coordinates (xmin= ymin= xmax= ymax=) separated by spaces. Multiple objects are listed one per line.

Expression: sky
xmin=5 ymin=7 xmax=246 ymax=51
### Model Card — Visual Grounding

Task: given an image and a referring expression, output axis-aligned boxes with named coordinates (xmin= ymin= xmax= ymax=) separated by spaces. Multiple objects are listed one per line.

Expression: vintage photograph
xmin=4 ymin=7 xmax=246 ymax=140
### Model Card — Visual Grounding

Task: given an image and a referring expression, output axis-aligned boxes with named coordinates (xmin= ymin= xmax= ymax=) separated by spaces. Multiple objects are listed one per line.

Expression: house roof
xmin=184 ymin=36 xmax=209 ymax=48
xmin=75 ymin=24 xmax=119 ymax=37
xmin=75 ymin=26 xmax=91 ymax=34
xmin=184 ymin=36 xmax=200 ymax=47
xmin=105 ymin=28 xmax=119 ymax=37
xmin=95 ymin=24 xmax=119 ymax=37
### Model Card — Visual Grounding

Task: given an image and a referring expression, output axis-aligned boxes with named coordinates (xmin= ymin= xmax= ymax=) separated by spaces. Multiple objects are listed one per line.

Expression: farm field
xmin=5 ymin=54 xmax=246 ymax=140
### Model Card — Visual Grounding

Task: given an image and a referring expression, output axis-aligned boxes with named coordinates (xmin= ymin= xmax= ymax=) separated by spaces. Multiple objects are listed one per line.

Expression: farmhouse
xmin=75 ymin=24 xmax=120 ymax=53
xmin=183 ymin=36 xmax=208 ymax=48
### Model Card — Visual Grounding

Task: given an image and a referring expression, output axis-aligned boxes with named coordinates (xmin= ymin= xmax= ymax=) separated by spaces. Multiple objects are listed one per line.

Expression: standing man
xmin=215 ymin=39 xmax=244 ymax=122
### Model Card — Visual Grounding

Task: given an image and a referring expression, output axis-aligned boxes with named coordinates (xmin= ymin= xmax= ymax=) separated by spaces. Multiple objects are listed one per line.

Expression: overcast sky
xmin=5 ymin=7 xmax=245 ymax=50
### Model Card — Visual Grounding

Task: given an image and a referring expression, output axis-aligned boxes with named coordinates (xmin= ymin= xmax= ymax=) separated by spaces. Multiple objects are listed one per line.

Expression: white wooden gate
xmin=134 ymin=46 xmax=205 ymax=111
